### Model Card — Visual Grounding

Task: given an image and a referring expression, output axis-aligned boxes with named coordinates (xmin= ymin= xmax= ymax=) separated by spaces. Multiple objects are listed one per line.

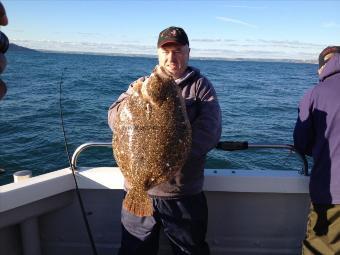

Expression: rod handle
xmin=216 ymin=141 xmax=249 ymax=151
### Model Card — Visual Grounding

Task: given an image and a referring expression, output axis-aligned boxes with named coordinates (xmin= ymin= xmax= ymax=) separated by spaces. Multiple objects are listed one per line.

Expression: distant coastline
xmin=8 ymin=42 xmax=316 ymax=65
xmin=8 ymin=43 xmax=39 ymax=52
xmin=40 ymin=50 xmax=318 ymax=65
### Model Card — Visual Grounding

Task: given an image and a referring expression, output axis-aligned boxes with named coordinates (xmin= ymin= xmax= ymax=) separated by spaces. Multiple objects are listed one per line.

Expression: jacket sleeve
xmin=108 ymin=77 xmax=145 ymax=131
xmin=293 ymin=88 xmax=314 ymax=156
xmin=190 ymin=77 xmax=222 ymax=157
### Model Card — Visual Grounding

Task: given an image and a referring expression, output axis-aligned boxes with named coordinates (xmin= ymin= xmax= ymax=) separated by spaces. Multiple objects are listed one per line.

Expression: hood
xmin=319 ymin=53 xmax=340 ymax=81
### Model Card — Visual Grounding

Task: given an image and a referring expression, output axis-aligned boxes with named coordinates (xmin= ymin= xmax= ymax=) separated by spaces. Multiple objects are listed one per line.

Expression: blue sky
xmin=2 ymin=0 xmax=340 ymax=60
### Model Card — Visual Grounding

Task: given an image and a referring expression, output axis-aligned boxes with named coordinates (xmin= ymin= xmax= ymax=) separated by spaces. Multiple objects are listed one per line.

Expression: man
xmin=108 ymin=26 xmax=222 ymax=255
xmin=0 ymin=1 xmax=8 ymax=100
xmin=294 ymin=46 xmax=340 ymax=255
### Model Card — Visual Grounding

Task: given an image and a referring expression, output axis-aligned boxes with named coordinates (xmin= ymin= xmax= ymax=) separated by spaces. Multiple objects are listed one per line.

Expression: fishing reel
xmin=0 ymin=31 xmax=9 ymax=54
xmin=0 ymin=78 xmax=6 ymax=100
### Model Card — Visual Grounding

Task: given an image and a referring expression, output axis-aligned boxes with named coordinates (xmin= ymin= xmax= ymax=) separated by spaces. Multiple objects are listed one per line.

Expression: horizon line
xmin=9 ymin=42 xmax=318 ymax=65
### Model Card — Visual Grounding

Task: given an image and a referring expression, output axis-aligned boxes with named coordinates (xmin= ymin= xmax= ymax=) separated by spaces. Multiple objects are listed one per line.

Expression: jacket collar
xmin=176 ymin=66 xmax=200 ymax=86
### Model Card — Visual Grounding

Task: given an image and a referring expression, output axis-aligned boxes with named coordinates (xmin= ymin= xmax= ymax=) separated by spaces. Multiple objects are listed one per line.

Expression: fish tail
xmin=123 ymin=188 xmax=153 ymax=217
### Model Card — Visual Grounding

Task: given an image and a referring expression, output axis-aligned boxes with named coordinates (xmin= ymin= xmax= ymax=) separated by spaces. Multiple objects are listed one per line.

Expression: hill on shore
xmin=8 ymin=43 xmax=38 ymax=52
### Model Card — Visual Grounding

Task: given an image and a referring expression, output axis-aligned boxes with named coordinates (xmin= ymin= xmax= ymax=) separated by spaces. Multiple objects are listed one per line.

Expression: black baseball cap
xmin=157 ymin=26 xmax=189 ymax=48
xmin=319 ymin=46 xmax=340 ymax=68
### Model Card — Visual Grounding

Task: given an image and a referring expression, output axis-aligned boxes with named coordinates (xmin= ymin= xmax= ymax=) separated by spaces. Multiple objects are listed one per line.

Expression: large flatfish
xmin=112 ymin=66 xmax=192 ymax=216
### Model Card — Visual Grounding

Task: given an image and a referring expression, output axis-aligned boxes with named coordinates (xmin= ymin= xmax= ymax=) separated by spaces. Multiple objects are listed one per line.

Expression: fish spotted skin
xmin=112 ymin=66 xmax=192 ymax=216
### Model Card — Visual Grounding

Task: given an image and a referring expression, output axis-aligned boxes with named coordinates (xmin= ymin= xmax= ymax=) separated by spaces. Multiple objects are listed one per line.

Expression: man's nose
xmin=168 ymin=52 xmax=176 ymax=61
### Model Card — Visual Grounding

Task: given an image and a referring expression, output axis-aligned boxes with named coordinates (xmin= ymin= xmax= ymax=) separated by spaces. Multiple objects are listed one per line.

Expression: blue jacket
xmin=294 ymin=53 xmax=340 ymax=204
xmin=108 ymin=66 xmax=222 ymax=197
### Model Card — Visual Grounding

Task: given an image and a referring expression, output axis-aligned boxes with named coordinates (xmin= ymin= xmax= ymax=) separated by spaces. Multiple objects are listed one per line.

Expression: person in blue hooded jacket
xmin=294 ymin=46 xmax=340 ymax=255
xmin=108 ymin=26 xmax=221 ymax=255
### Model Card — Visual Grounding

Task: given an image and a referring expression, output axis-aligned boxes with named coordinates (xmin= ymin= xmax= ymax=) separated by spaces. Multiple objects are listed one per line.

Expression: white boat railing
xmin=71 ymin=142 xmax=113 ymax=169
xmin=71 ymin=141 xmax=309 ymax=176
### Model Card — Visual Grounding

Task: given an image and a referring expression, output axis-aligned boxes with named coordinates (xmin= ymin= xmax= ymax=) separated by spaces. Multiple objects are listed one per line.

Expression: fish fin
xmin=123 ymin=188 xmax=153 ymax=217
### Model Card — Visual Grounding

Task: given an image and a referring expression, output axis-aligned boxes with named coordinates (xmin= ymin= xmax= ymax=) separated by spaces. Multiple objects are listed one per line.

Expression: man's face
xmin=157 ymin=43 xmax=190 ymax=79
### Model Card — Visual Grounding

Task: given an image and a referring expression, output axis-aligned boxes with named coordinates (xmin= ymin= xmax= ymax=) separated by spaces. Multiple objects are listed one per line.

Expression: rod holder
xmin=13 ymin=170 xmax=32 ymax=183
xmin=12 ymin=170 xmax=41 ymax=255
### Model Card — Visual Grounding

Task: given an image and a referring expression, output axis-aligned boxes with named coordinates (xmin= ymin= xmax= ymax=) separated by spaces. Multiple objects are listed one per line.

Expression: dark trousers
xmin=118 ymin=192 xmax=210 ymax=255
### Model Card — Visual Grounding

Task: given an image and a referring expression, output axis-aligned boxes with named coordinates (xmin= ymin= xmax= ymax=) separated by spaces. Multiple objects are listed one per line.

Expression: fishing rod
xmin=58 ymin=68 xmax=98 ymax=255
xmin=216 ymin=141 xmax=309 ymax=176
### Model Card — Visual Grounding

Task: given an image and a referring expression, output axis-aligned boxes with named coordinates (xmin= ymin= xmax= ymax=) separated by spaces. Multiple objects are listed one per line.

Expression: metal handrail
xmin=71 ymin=141 xmax=309 ymax=176
xmin=71 ymin=142 xmax=112 ymax=169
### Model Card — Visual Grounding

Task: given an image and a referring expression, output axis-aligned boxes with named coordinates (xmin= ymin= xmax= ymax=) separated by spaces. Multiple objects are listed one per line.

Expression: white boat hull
xmin=0 ymin=167 xmax=310 ymax=255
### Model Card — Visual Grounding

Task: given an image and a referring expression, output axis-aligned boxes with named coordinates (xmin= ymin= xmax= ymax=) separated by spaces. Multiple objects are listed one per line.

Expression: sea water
xmin=0 ymin=51 xmax=317 ymax=185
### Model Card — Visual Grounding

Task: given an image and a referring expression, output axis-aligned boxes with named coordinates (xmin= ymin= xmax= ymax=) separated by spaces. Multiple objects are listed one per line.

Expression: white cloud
xmin=322 ymin=22 xmax=340 ymax=28
xmin=191 ymin=38 xmax=237 ymax=43
xmin=191 ymin=37 xmax=324 ymax=50
xmin=11 ymin=38 xmax=321 ymax=62
xmin=216 ymin=16 xmax=258 ymax=29
xmin=11 ymin=39 xmax=156 ymax=56
xmin=224 ymin=5 xmax=266 ymax=9
xmin=78 ymin=32 xmax=101 ymax=37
